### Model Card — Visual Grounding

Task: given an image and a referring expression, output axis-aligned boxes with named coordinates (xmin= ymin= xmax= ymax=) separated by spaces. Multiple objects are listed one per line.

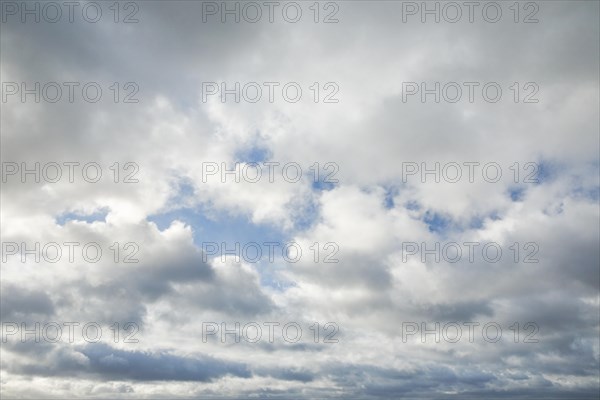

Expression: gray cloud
xmin=1 ymin=0 xmax=598 ymax=398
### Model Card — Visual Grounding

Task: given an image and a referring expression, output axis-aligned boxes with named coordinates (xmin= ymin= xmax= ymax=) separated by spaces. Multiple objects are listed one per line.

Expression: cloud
xmin=8 ymin=342 xmax=251 ymax=382
xmin=1 ymin=0 xmax=598 ymax=398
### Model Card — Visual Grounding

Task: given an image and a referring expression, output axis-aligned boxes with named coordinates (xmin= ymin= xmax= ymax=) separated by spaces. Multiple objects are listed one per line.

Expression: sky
xmin=1 ymin=0 xmax=599 ymax=398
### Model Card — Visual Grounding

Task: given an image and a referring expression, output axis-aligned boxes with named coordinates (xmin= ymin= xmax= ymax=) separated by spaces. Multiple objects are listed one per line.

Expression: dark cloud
xmin=13 ymin=342 xmax=251 ymax=382
xmin=1 ymin=0 xmax=598 ymax=398
xmin=0 ymin=285 xmax=55 ymax=320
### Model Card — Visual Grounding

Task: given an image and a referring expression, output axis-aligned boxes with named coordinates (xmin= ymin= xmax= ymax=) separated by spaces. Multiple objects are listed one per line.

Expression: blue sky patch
xmin=234 ymin=144 xmax=271 ymax=164
xmin=56 ymin=208 xmax=109 ymax=225
xmin=423 ymin=211 xmax=451 ymax=234
xmin=405 ymin=200 xmax=421 ymax=211
xmin=148 ymin=206 xmax=289 ymax=247
xmin=384 ymin=186 xmax=400 ymax=209
xmin=509 ymin=186 xmax=526 ymax=201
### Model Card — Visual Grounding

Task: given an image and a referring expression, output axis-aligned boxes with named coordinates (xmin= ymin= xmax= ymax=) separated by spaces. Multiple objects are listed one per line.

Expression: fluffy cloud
xmin=1 ymin=1 xmax=598 ymax=398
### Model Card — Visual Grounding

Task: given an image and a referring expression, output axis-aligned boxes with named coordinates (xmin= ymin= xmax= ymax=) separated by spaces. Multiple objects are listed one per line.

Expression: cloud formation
xmin=1 ymin=0 xmax=598 ymax=398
